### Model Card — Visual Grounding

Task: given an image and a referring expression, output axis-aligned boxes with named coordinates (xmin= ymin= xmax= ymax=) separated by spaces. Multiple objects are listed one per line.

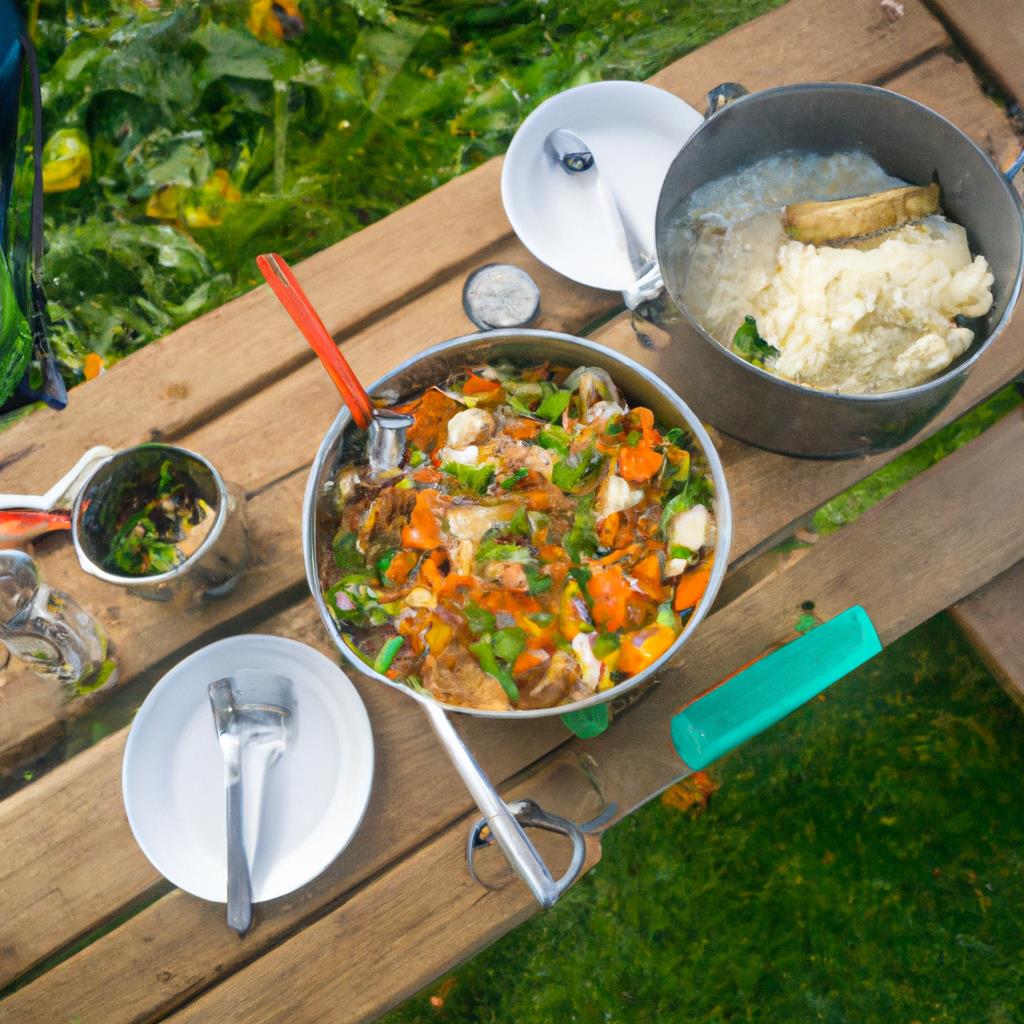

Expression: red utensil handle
xmin=256 ymin=253 xmax=375 ymax=429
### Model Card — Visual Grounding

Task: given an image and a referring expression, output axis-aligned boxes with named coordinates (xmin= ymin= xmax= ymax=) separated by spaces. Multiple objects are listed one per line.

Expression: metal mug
xmin=638 ymin=81 xmax=1024 ymax=459
xmin=71 ymin=444 xmax=249 ymax=603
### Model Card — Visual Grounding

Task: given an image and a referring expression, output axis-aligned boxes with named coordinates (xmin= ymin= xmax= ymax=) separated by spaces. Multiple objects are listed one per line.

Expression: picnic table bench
xmin=1 ymin=1 xmax=1022 ymax=1020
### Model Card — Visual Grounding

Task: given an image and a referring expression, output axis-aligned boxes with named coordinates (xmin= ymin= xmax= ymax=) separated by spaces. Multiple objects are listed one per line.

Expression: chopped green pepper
xmin=442 ymin=461 xmax=495 ymax=494
xmin=469 ymin=639 xmax=519 ymax=701
xmin=465 ymin=601 xmax=497 ymax=636
xmin=500 ymin=467 xmax=529 ymax=489
xmin=536 ymin=388 xmax=572 ymax=421
xmin=552 ymin=445 xmax=603 ymax=492
xmin=538 ymin=425 xmax=572 ymax=456
xmin=373 ymin=636 xmax=404 ymax=673
xmin=493 ymin=626 xmax=527 ymax=662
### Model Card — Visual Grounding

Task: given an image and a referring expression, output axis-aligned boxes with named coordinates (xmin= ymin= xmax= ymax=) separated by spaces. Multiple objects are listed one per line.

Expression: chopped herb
xmin=670 ymin=545 xmax=695 ymax=560
xmin=334 ymin=531 xmax=366 ymax=573
xmin=375 ymin=548 xmax=397 ymax=576
xmin=625 ymin=430 xmax=641 ymax=447
xmin=500 ymin=468 xmax=529 ymax=489
xmin=524 ymin=564 xmax=552 ymax=595
xmin=407 ymin=675 xmax=426 ymax=694
xmin=493 ymin=626 xmax=527 ymax=663
xmin=664 ymin=427 xmax=685 ymax=445
xmin=656 ymin=603 xmax=678 ymax=629
xmin=469 ymin=639 xmax=519 ymax=701
xmin=564 ymin=498 xmax=598 ymax=564
xmin=552 ymin=445 xmax=603 ymax=492
xmin=507 ymin=505 xmax=531 ymax=537
xmin=732 ymin=315 xmax=780 ymax=366
xmin=465 ymin=602 xmax=497 ymax=636
xmin=593 ymin=633 xmax=620 ymax=658
xmin=569 ymin=565 xmax=593 ymax=591
xmin=536 ymin=388 xmax=572 ymax=421
xmin=442 ymin=461 xmax=495 ymax=494
xmin=408 ymin=446 xmax=426 ymax=468
xmin=373 ymin=636 xmax=404 ymax=673
xmin=605 ymin=421 xmax=624 ymax=435
xmin=538 ymin=425 xmax=572 ymax=455
xmin=476 ymin=538 xmax=532 ymax=563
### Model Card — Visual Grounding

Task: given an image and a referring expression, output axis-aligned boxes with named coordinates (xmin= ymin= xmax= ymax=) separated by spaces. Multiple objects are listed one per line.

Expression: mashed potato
xmin=680 ymin=152 xmax=995 ymax=394
xmin=753 ymin=218 xmax=994 ymax=393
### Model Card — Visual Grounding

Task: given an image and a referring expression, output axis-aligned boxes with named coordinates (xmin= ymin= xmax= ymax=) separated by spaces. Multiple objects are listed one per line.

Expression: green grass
xmin=385 ymin=615 xmax=1024 ymax=1023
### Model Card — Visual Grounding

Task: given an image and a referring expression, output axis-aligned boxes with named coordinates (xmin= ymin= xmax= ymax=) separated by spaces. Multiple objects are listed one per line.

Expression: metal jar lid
xmin=462 ymin=264 xmax=541 ymax=330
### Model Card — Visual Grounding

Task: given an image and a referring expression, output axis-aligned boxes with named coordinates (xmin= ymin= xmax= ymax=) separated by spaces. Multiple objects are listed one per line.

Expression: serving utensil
xmin=543 ymin=128 xmax=662 ymax=307
xmin=209 ymin=671 xmax=297 ymax=935
xmin=256 ymin=253 xmax=412 ymax=474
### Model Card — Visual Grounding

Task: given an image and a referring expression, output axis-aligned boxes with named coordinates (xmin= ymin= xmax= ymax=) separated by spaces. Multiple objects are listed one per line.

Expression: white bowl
xmin=501 ymin=80 xmax=702 ymax=292
xmin=122 ymin=634 xmax=374 ymax=903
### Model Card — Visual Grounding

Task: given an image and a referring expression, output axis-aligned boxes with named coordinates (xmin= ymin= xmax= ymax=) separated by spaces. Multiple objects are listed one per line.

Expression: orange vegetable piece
xmin=439 ymin=574 xmax=482 ymax=600
xmin=505 ymin=418 xmax=542 ymax=440
xmin=463 ymin=372 xmax=502 ymax=395
xmin=420 ymin=557 xmax=444 ymax=591
xmin=674 ymin=567 xmax=712 ymax=611
xmin=401 ymin=489 xmax=442 ymax=550
xmin=412 ymin=466 xmax=441 ymax=484
xmin=586 ymin=566 xmax=632 ymax=633
xmin=480 ymin=590 xmax=541 ymax=614
xmin=83 ymin=352 xmax=104 ymax=380
xmin=618 ymin=441 xmax=663 ymax=483
xmin=631 ymin=553 xmax=664 ymax=601
xmin=398 ymin=389 xmax=459 ymax=452
xmin=513 ymin=650 xmax=548 ymax=674
xmin=384 ymin=550 xmax=418 ymax=585
xmin=597 ymin=511 xmax=620 ymax=549
xmin=617 ymin=624 xmax=676 ymax=675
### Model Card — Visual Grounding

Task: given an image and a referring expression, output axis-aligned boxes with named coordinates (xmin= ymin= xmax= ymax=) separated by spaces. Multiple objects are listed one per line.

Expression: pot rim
xmin=655 ymin=80 xmax=1024 ymax=405
xmin=302 ymin=327 xmax=733 ymax=719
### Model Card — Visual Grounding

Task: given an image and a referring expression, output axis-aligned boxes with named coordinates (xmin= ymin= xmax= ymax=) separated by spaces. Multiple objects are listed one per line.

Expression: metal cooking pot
xmin=647 ymin=82 xmax=1024 ymax=458
xmin=303 ymin=328 xmax=732 ymax=906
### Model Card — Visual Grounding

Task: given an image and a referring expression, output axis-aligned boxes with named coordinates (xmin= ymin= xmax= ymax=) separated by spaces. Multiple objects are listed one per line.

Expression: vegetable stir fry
xmin=324 ymin=364 xmax=717 ymax=711
xmin=103 ymin=459 xmax=216 ymax=576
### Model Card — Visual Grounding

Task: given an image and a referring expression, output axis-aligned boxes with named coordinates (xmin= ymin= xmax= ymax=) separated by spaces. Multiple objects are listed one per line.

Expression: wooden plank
xmin=0 ymin=1 xmax=974 ymax=771
xmin=0 ymin=0 xmax=949 ymax=502
xmin=951 ymin=560 xmax=1024 ymax=710
xmin=0 ymin=45 xmax=1019 ymax=993
xmin=929 ymin=0 xmax=1024 ymax=106
xmin=96 ymin=404 xmax=1024 ymax=1024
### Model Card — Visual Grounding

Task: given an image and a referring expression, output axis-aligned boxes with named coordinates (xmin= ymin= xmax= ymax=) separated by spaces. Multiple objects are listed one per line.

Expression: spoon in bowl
xmin=543 ymin=128 xmax=662 ymax=308
xmin=256 ymin=253 xmax=412 ymax=474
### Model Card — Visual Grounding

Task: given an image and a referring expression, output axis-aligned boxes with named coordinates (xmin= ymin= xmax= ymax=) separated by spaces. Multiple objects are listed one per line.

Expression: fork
xmin=209 ymin=672 xmax=297 ymax=935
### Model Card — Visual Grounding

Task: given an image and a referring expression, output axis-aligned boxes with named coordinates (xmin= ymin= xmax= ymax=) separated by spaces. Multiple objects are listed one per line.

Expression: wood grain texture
xmin=106 ymin=406 xmax=1024 ymax=1024
xmin=951 ymin=560 xmax=1024 ymax=710
xmin=1 ymin=42 xmax=1020 ymax=997
xmin=929 ymin=0 xmax=1024 ymax=106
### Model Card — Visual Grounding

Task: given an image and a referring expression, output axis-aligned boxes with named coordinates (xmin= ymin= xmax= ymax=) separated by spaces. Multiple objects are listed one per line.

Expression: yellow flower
xmin=248 ymin=0 xmax=304 ymax=42
xmin=145 ymin=185 xmax=182 ymax=221
xmin=41 ymin=129 xmax=92 ymax=194
xmin=183 ymin=170 xmax=242 ymax=229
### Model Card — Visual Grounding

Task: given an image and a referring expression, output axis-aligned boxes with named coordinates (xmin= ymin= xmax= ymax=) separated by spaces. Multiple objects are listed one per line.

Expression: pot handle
xmin=422 ymin=699 xmax=586 ymax=908
xmin=1006 ymin=148 xmax=1024 ymax=183
xmin=671 ymin=605 xmax=881 ymax=770
xmin=704 ymin=82 xmax=749 ymax=119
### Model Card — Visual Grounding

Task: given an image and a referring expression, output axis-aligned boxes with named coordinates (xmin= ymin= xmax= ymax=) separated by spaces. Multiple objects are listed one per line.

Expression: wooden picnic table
xmin=1 ymin=1 xmax=1023 ymax=1020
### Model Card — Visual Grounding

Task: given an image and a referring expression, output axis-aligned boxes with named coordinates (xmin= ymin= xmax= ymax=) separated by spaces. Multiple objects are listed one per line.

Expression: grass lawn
xmin=385 ymin=614 xmax=1024 ymax=1023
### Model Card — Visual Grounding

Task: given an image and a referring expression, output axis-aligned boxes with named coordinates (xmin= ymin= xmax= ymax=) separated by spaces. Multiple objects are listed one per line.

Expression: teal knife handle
xmin=670 ymin=606 xmax=881 ymax=770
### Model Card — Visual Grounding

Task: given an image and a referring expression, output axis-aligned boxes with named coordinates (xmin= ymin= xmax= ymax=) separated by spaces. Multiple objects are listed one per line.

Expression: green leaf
xmin=442 ymin=461 xmax=495 ymax=494
xmin=538 ymin=425 xmax=572 ymax=456
xmin=523 ymin=564 xmax=552 ymax=595
xmin=500 ymin=467 xmax=529 ymax=490
xmin=732 ymin=315 xmax=780 ymax=366
xmin=333 ymin=531 xmax=366 ymax=573
xmin=564 ymin=498 xmax=598 ymax=564
xmin=552 ymin=445 xmax=603 ymax=493
xmin=536 ymin=388 xmax=571 ymax=421
xmin=493 ymin=627 xmax=527 ymax=663
xmin=476 ymin=538 xmax=531 ymax=563
xmin=464 ymin=601 xmax=496 ymax=636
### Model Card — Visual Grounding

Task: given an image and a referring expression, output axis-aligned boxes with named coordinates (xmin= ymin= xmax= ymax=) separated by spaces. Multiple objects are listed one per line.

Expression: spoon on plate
xmin=256 ymin=253 xmax=412 ymax=473
xmin=544 ymin=128 xmax=661 ymax=306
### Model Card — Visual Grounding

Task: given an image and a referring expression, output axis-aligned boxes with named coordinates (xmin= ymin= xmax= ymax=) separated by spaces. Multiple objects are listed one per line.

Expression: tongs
xmin=256 ymin=253 xmax=412 ymax=474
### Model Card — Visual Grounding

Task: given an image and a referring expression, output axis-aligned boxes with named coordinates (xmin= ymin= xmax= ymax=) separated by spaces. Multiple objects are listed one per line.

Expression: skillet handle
xmin=422 ymin=699 xmax=585 ymax=909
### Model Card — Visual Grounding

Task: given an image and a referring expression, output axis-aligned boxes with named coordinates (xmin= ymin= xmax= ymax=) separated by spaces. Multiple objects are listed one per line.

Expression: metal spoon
xmin=209 ymin=671 xmax=297 ymax=936
xmin=544 ymin=128 xmax=661 ymax=306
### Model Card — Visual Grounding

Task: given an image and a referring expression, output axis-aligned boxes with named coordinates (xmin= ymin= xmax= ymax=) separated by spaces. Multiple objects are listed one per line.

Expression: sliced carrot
xmin=397 ymin=389 xmax=459 ymax=452
xmin=631 ymin=553 xmax=664 ymax=601
xmin=463 ymin=372 xmax=502 ymax=395
xmin=618 ymin=442 xmax=663 ymax=483
xmin=439 ymin=573 xmax=481 ymax=600
xmin=504 ymin=418 xmax=542 ymax=440
xmin=384 ymin=550 xmax=418 ymax=585
xmin=420 ymin=557 xmax=444 ymax=591
xmin=513 ymin=650 xmax=548 ymax=674
xmin=586 ymin=566 xmax=633 ymax=633
xmin=480 ymin=590 xmax=541 ymax=614
xmin=412 ymin=466 xmax=441 ymax=484
xmin=401 ymin=489 xmax=442 ymax=550
xmin=597 ymin=511 xmax=620 ymax=549
xmin=674 ymin=566 xmax=712 ymax=611
xmin=617 ymin=624 xmax=677 ymax=674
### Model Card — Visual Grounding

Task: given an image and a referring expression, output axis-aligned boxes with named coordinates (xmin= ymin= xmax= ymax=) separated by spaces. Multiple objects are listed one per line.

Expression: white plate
xmin=501 ymin=80 xmax=703 ymax=293
xmin=122 ymin=634 xmax=374 ymax=903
